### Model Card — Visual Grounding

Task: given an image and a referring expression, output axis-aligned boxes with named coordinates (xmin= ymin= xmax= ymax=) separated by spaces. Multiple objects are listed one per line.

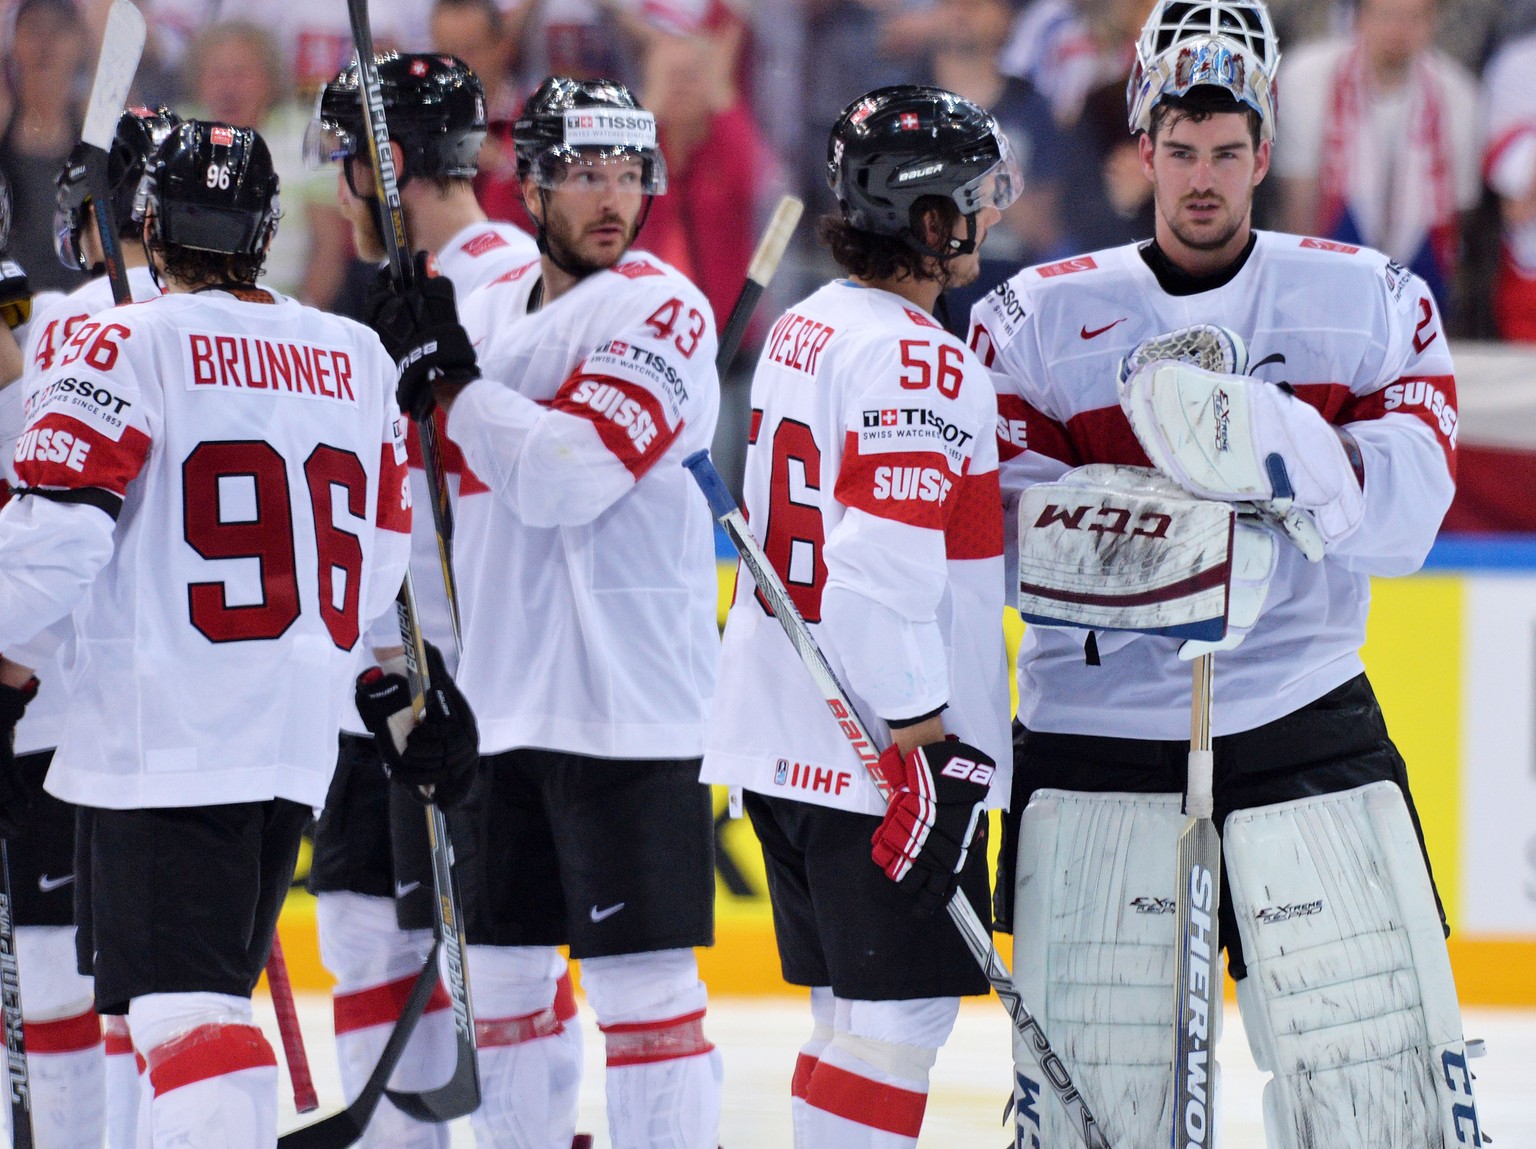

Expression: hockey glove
xmin=364 ymin=252 xmax=479 ymax=420
xmin=0 ymin=676 xmax=40 ymax=838
xmin=0 ymin=257 xmax=31 ymax=330
xmin=871 ymin=739 xmax=994 ymax=917
xmin=355 ymin=641 xmax=479 ymax=808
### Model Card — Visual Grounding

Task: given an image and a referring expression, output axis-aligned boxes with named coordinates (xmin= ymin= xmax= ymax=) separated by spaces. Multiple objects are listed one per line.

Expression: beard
xmin=541 ymin=207 xmax=639 ymax=276
xmin=1166 ymin=195 xmax=1248 ymax=253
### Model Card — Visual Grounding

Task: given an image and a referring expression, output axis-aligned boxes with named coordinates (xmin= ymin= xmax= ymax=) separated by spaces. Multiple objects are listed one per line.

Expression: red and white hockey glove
xmin=870 ymin=739 xmax=994 ymax=917
xmin=0 ymin=675 xmax=40 ymax=838
xmin=355 ymin=641 xmax=479 ymax=808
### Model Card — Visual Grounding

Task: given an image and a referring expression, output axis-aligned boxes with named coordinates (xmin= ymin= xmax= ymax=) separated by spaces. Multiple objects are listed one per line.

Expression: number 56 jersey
xmin=0 ymin=289 xmax=412 ymax=810
xmin=704 ymin=280 xmax=1011 ymax=816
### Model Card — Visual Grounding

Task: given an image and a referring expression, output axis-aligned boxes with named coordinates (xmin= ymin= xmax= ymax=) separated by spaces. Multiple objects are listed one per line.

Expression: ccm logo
xmin=873 ymin=465 xmax=951 ymax=503
xmin=1382 ymin=378 xmax=1458 ymax=441
xmin=1034 ymin=502 xmax=1171 ymax=538
xmin=939 ymin=757 xmax=994 ymax=785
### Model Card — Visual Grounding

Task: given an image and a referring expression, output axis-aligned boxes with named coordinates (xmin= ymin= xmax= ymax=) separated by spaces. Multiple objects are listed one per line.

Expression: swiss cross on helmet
xmin=1128 ymin=0 xmax=1281 ymax=141
xmin=136 ymin=120 xmax=280 ymax=255
xmin=55 ymin=106 xmax=181 ymax=271
xmin=513 ymin=76 xmax=666 ymax=194
xmin=827 ymin=85 xmax=1020 ymax=257
xmin=307 ymin=53 xmax=488 ymax=185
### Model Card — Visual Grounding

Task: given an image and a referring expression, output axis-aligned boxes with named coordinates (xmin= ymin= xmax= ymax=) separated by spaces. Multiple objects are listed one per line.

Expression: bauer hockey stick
xmin=266 ymin=934 xmax=319 ymax=1113
xmin=0 ymin=843 xmax=32 ymax=1148
xmin=1173 ymin=653 xmax=1220 ymax=1149
xmin=80 ymin=0 xmax=146 ymax=307
xmin=715 ymin=195 xmax=802 ymax=374
xmin=684 ymin=450 xmax=1113 ymax=1149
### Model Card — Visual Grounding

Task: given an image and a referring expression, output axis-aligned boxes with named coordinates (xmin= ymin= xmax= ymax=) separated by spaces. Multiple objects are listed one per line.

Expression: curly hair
xmin=147 ymin=235 xmax=266 ymax=288
xmin=817 ymin=195 xmax=964 ymax=286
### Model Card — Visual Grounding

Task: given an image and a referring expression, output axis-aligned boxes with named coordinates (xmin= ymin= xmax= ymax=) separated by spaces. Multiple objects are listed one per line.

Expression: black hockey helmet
xmin=135 ymin=120 xmax=280 ymax=255
xmin=513 ymin=76 xmax=666 ymax=194
xmin=827 ymin=85 xmax=1020 ymax=256
xmin=307 ymin=53 xmax=488 ymax=186
xmin=55 ymin=106 xmax=182 ymax=271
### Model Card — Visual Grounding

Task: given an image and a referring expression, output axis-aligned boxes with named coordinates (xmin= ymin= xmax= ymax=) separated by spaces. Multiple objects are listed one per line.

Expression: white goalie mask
xmin=1127 ymin=0 xmax=1281 ymax=141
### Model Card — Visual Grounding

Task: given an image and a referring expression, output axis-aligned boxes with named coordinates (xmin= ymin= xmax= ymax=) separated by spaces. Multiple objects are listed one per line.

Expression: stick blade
xmin=82 ymin=1 xmax=146 ymax=150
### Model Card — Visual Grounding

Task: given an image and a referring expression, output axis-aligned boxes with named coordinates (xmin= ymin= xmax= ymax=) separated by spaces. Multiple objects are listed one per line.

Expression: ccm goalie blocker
xmin=1225 ymin=782 xmax=1485 ymax=1148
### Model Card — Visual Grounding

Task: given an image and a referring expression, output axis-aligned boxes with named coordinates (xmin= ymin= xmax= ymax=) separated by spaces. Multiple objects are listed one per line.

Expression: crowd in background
xmin=2 ymin=0 xmax=1535 ymax=359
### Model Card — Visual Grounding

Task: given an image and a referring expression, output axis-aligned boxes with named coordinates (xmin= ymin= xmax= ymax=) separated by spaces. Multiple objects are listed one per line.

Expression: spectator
xmin=1059 ymin=78 xmax=1156 ymax=251
xmin=1266 ymin=0 xmax=1506 ymax=70
xmin=0 ymin=0 xmax=90 ymax=295
xmin=183 ymin=21 xmax=350 ymax=308
xmin=1482 ymin=30 xmax=1536 ymax=341
xmin=1274 ymin=0 xmax=1481 ymax=318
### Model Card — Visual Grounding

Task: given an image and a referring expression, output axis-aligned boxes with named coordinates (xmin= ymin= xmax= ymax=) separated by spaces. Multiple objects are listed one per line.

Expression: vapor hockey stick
xmin=715 ymin=195 xmax=803 ymax=374
xmin=266 ymin=934 xmax=319 ymax=1113
xmin=80 ymin=0 xmax=146 ymax=307
xmin=1173 ymin=653 xmax=1220 ymax=1149
xmin=0 ymin=843 xmax=32 ymax=1148
xmin=684 ymin=450 xmax=1112 ymax=1149
xmin=343 ymin=0 xmax=478 ymax=1125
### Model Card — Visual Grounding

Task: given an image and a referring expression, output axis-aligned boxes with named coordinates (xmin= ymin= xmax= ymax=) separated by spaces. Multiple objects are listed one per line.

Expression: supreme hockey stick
xmin=0 ymin=843 xmax=32 ymax=1148
xmin=684 ymin=450 xmax=1112 ymax=1149
xmin=715 ymin=195 xmax=803 ymax=374
xmin=344 ymin=0 xmax=479 ymax=1124
xmin=80 ymin=0 xmax=146 ymax=307
xmin=1173 ymin=653 xmax=1220 ymax=1149
xmin=266 ymin=934 xmax=319 ymax=1113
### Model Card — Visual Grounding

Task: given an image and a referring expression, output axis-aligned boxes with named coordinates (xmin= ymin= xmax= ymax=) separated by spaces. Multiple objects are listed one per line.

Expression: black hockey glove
xmin=0 ymin=676 xmax=41 ymax=838
xmin=364 ymin=252 xmax=479 ymax=421
xmin=0 ymin=257 xmax=31 ymax=330
xmin=870 ymin=738 xmax=995 ymax=917
xmin=355 ymin=641 xmax=479 ymax=809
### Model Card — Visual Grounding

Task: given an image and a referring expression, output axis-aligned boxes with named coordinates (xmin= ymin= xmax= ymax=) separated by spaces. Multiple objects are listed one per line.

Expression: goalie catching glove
xmin=364 ymin=251 xmax=479 ymax=420
xmin=355 ymin=641 xmax=479 ymax=808
xmin=0 ymin=675 xmax=40 ymax=837
xmin=871 ymin=738 xmax=994 ymax=917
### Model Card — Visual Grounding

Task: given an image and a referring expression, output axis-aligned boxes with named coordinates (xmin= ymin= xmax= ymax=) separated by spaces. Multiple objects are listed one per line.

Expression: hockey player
xmin=364 ymin=76 xmax=723 ymax=1149
xmin=0 ymin=170 xmax=27 ymax=384
xmin=0 ymin=119 xmax=442 ymax=1149
xmin=971 ymin=2 xmax=1484 ymax=1146
xmin=304 ymin=52 xmax=538 ymax=1149
xmin=703 ymin=86 xmax=1016 ymax=1149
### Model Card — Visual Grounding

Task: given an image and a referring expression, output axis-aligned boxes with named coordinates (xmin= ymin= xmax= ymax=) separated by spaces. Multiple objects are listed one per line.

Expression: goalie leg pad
xmin=1226 ymin=781 xmax=1483 ymax=1149
xmin=1010 ymin=789 xmax=1191 ymax=1149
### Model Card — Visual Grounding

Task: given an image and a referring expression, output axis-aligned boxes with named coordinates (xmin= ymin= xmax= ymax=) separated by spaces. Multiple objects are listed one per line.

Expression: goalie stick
xmin=0 ymin=843 xmax=31 ymax=1149
xmin=80 ymin=0 xmax=146 ymax=307
xmin=683 ymin=450 xmax=1113 ymax=1149
xmin=1173 ymin=653 xmax=1220 ymax=1149
xmin=715 ymin=195 xmax=802 ymax=374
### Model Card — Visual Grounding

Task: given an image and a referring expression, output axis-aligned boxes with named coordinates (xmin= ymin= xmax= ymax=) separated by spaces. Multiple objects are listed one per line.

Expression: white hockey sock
xmin=790 ymin=988 xmax=835 ymax=1149
xmin=23 ymin=1007 xmax=104 ymax=1149
xmin=799 ymin=1040 xmax=930 ymax=1149
xmin=468 ymin=946 xmax=582 ymax=1149
xmin=332 ymin=973 xmax=454 ymax=1148
xmin=601 ymin=1013 xmax=721 ymax=1149
xmin=102 ymin=1016 xmax=141 ymax=1149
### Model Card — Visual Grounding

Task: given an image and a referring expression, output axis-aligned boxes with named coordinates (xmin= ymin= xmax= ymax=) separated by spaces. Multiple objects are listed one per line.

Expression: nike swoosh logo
xmin=1080 ymin=318 xmax=1128 ymax=339
xmin=589 ymin=902 xmax=626 ymax=923
xmin=1251 ymin=352 xmax=1287 ymax=371
xmin=38 ymin=874 xmax=74 ymax=893
xmin=394 ymin=881 xmax=421 ymax=898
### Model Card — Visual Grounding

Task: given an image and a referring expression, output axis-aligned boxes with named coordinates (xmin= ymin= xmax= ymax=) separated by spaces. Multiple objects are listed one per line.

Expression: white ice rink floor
xmin=264 ymin=993 xmax=1536 ymax=1147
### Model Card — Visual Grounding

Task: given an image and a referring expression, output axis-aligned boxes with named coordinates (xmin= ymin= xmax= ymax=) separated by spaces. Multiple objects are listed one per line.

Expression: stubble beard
xmin=544 ymin=211 xmax=637 ymax=277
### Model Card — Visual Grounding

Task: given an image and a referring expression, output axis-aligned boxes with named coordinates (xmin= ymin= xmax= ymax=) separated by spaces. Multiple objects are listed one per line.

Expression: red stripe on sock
xmin=333 ymin=973 xmax=451 ymax=1035
xmin=600 ymin=1009 xmax=714 ymax=1067
xmin=791 ymin=1052 xmax=818 ymax=1100
xmin=103 ymin=1015 xmax=134 ymax=1057
xmin=475 ymin=1007 xmax=563 ymax=1047
xmin=554 ymin=971 xmax=578 ymax=1022
xmin=804 ymin=1062 xmax=927 ymax=1137
xmin=23 ymin=1009 xmax=101 ymax=1054
xmin=147 ymin=1023 xmax=276 ymax=1097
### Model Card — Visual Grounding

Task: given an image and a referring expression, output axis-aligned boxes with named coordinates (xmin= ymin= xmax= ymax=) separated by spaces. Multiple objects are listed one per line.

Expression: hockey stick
xmin=80 ymin=0 xmax=146 ymax=307
xmin=1172 ymin=653 xmax=1220 ymax=1149
xmin=715 ymin=195 xmax=802 ymax=374
xmin=0 ymin=843 xmax=32 ymax=1149
xmin=266 ymin=934 xmax=319 ymax=1113
xmin=683 ymin=450 xmax=1112 ymax=1149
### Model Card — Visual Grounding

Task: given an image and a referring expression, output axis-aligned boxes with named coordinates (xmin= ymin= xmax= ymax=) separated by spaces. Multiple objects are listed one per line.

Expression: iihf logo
xmin=774 ymin=759 xmax=789 ymax=785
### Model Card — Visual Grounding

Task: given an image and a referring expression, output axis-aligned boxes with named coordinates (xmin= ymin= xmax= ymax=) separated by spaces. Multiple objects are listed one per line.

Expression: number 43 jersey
xmin=0 ymin=289 xmax=412 ymax=810
xmin=703 ymin=280 xmax=1011 ymax=817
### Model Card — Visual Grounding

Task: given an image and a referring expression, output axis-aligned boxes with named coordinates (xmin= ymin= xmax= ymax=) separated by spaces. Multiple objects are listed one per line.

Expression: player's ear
xmin=1252 ymin=137 xmax=1272 ymax=186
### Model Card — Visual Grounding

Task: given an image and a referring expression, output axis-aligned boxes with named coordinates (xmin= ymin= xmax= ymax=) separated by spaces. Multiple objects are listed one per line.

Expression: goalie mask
xmin=513 ymin=76 xmax=666 ymax=195
xmin=135 ymin=120 xmax=280 ymax=256
xmin=827 ymin=85 xmax=1021 ymax=257
xmin=1127 ymin=0 xmax=1281 ymax=141
xmin=55 ymin=106 xmax=181 ymax=272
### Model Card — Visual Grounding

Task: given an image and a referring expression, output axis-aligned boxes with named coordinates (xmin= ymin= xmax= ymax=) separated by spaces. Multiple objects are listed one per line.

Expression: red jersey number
xmin=644 ymin=297 xmax=707 ymax=359
xmin=899 ymin=339 xmax=964 ymax=398
xmin=759 ymin=420 xmax=828 ymax=623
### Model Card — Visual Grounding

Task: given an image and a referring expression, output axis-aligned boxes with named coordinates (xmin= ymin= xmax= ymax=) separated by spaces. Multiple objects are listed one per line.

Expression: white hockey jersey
xmin=971 ymin=233 xmax=1457 ymax=740
xmin=704 ymin=281 xmax=1011 ymax=817
xmin=0 ymin=287 xmax=412 ymax=809
xmin=450 ymin=249 xmax=721 ymax=758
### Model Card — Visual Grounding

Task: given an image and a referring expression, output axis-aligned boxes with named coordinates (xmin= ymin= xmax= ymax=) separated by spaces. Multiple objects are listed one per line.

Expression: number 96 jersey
xmin=703 ymin=280 xmax=1011 ymax=816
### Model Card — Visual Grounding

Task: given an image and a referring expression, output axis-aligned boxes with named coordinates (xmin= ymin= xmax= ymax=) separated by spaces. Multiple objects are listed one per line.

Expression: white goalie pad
xmin=1016 ymin=464 xmax=1235 ymax=640
xmin=1226 ymin=782 xmax=1484 ymax=1149
xmin=1010 ymin=789 xmax=1195 ymax=1149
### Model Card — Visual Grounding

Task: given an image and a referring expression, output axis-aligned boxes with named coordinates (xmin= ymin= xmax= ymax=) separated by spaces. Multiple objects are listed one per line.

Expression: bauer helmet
xmin=1127 ymin=0 xmax=1281 ymax=141
xmin=55 ymin=106 xmax=182 ymax=271
xmin=307 ymin=53 xmax=488 ymax=187
xmin=135 ymin=120 xmax=280 ymax=255
xmin=513 ymin=76 xmax=666 ymax=194
xmin=827 ymin=85 xmax=1021 ymax=256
